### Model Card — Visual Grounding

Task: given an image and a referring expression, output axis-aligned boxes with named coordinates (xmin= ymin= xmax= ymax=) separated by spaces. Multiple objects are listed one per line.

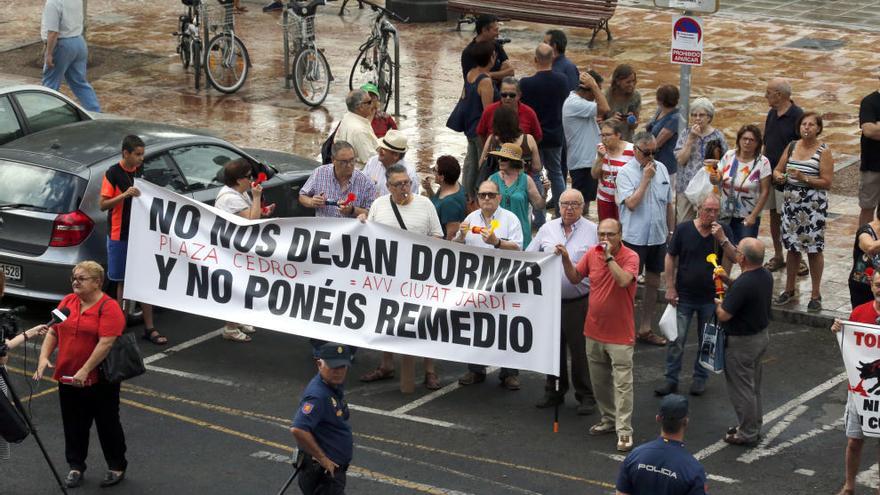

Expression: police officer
xmin=615 ymin=394 xmax=708 ymax=495
xmin=291 ymin=343 xmax=353 ymax=495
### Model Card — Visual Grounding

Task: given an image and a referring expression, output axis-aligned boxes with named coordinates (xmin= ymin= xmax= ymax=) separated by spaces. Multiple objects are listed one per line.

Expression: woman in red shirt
xmin=35 ymin=261 xmax=128 ymax=488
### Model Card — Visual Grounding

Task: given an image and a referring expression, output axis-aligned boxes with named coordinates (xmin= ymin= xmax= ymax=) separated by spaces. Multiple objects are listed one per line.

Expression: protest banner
xmin=125 ymin=180 xmax=562 ymax=375
xmin=839 ymin=320 xmax=880 ymax=437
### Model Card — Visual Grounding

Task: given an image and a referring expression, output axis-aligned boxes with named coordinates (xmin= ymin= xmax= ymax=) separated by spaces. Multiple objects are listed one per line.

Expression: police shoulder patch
xmin=301 ymin=402 xmax=314 ymax=415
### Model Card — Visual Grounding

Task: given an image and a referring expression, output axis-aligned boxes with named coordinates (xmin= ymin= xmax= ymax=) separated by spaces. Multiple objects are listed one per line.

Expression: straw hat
xmin=488 ymin=142 xmax=523 ymax=163
xmin=378 ymin=129 xmax=408 ymax=154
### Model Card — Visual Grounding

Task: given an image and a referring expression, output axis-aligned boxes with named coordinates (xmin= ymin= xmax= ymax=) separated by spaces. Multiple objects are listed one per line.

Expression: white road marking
xmin=739 ymin=404 xmax=809 ymax=460
xmin=251 ymin=450 xmax=477 ymax=494
xmin=857 ymin=463 xmax=879 ymax=489
xmin=143 ymin=328 xmax=225 ymax=364
xmin=349 ymin=403 xmax=462 ymax=429
xmin=357 ymin=444 xmax=543 ymax=495
xmin=145 ymin=364 xmax=238 ymax=386
xmin=737 ymin=418 xmax=843 ymax=464
xmin=590 ymin=451 xmax=739 ymax=484
xmin=392 ymin=367 xmax=499 ymax=415
xmin=694 ymin=372 xmax=847 ymax=461
xmin=794 ymin=468 xmax=815 ymax=476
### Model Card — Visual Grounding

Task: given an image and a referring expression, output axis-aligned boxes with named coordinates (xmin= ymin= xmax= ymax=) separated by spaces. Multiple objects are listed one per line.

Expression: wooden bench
xmin=447 ymin=0 xmax=617 ymax=48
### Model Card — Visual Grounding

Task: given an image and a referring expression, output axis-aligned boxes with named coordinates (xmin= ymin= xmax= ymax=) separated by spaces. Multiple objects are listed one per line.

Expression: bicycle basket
xmin=203 ymin=1 xmax=234 ymax=32
xmin=284 ymin=12 xmax=315 ymax=42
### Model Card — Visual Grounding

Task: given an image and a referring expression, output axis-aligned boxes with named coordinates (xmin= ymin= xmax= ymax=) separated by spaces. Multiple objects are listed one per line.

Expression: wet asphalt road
xmin=0 ymin=297 xmax=856 ymax=494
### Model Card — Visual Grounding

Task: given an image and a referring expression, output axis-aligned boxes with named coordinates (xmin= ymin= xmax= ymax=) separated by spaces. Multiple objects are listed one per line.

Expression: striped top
xmin=786 ymin=141 xmax=827 ymax=187
xmin=597 ymin=142 xmax=634 ymax=203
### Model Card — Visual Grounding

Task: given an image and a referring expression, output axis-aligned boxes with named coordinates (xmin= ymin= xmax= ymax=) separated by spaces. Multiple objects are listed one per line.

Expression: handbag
xmin=698 ymin=315 xmax=725 ymax=374
xmin=320 ymin=123 xmax=341 ymax=165
xmin=445 ymin=97 xmax=468 ymax=133
xmin=95 ymin=299 xmax=146 ymax=383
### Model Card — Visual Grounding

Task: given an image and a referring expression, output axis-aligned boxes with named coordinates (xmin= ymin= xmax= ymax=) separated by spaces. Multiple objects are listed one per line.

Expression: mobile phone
xmin=60 ymin=376 xmax=76 ymax=384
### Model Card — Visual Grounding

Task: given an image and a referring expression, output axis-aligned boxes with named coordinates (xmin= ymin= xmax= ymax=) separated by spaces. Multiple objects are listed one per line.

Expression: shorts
xmin=106 ymin=239 xmax=128 ymax=282
xmin=859 ymin=171 xmax=880 ymax=210
xmin=764 ymin=186 xmax=784 ymax=212
xmin=623 ymin=241 xmax=666 ymax=274
xmin=597 ymin=199 xmax=618 ymax=221
xmin=845 ymin=394 xmax=864 ymax=440
xmin=570 ymin=168 xmax=598 ymax=202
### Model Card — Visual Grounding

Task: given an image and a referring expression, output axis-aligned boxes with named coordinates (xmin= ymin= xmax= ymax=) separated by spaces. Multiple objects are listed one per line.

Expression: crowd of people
xmin=11 ymin=3 xmax=880 ymax=493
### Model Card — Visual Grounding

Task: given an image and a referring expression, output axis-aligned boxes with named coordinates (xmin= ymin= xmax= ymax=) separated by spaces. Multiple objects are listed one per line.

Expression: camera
xmin=0 ymin=307 xmax=23 ymax=358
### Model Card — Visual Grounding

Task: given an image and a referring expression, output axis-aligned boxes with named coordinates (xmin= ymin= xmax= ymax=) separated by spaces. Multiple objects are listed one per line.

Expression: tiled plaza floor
xmin=1 ymin=0 xmax=877 ymax=319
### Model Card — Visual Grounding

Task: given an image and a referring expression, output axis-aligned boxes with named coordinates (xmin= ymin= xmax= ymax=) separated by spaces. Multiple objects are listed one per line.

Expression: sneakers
xmin=689 ymin=380 xmax=707 ymax=396
xmin=589 ymin=422 xmax=615 ymax=436
xmin=501 ymin=376 xmax=521 ymax=391
xmin=654 ymin=382 xmax=678 ymax=396
xmin=617 ymin=434 xmax=634 ymax=452
xmin=458 ymin=371 xmax=486 ymax=386
xmin=807 ymin=297 xmax=822 ymax=312
xmin=262 ymin=1 xmax=283 ymax=12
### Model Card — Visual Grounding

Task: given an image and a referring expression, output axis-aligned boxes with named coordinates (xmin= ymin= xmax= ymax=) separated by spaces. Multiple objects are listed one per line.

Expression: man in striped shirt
xmin=299 ymin=141 xmax=376 ymax=218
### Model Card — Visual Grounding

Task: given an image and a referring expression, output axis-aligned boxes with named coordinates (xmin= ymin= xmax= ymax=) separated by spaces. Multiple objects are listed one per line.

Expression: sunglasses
xmin=500 ymin=92 xmax=517 ymax=98
xmin=477 ymin=192 xmax=498 ymax=199
xmin=636 ymin=146 xmax=655 ymax=157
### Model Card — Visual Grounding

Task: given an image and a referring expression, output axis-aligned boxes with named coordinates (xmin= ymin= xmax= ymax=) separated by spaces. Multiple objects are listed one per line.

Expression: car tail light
xmin=49 ymin=210 xmax=94 ymax=247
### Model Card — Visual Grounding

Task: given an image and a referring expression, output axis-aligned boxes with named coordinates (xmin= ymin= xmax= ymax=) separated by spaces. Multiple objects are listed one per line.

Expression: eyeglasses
xmin=635 ymin=146 xmax=655 ymax=157
xmin=334 ymin=158 xmax=356 ymax=167
xmin=477 ymin=192 xmax=498 ymax=199
xmin=71 ymin=275 xmax=95 ymax=283
xmin=691 ymin=112 xmax=709 ymax=118
xmin=559 ymin=201 xmax=583 ymax=209
xmin=597 ymin=231 xmax=619 ymax=238
xmin=600 ymin=133 xmax=615 ymax=138
xmin=500 ymin=92 xmax=517 ymax=99
xmin=241 ymin=174 xmax=253 ymax=180
xmin=359 ymin=99 xmax=372 ymax=106
xmin=389 ymin=180 xmax=412 ymax=188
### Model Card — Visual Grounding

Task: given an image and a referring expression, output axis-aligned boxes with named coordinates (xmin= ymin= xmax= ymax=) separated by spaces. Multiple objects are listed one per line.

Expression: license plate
xmin=0 ymin=263 xmax=21 ymax=281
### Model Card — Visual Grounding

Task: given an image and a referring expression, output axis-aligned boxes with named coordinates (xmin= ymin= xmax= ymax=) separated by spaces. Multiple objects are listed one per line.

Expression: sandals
xmin=764 ymin=257 xmax=785 ymax=272
xmin=797 ymin=259 xmax=810 ymax=277
xmin=236 ymin=323 xmax=256 ymax=334
xmin=360 ymin=367 xmax=394 ymax=382
xmin=425 ymin=372 xmax=441 ymax=390
xmin=143 ymin=328 xmax=168 ymax=345
xmin=222 ymin=328 xmax=251 ymax=343
xmin=773 ymin=290 xmax=797 ymax=306
xmin=589 ymin=422 xmax=615 ymax=435
xmin=637 ymin=332 xmax=667 ymax=346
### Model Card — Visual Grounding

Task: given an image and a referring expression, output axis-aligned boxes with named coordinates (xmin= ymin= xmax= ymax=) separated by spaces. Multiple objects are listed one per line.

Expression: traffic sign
xmin=653 ymin=0 xmax=719 ymax=14
xmin=670 ymin=15 xmax=704 ymax=66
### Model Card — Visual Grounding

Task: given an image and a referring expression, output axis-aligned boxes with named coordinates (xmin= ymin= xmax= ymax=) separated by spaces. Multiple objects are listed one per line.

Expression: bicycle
xmin=174 ymin=0 xmax=251 ymax=93
xmin=347 ymin=0 xmax=406 ymax=113
xmin=282 ymin=0 xmax=333 ymax=107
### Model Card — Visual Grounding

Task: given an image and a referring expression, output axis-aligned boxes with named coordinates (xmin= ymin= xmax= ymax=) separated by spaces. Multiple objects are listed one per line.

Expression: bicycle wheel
xmin=205 ymin=33 xmax=250 ymax=94
xmin=293 ymin=47 xmax=330 ymax=107
xmin=348 ymin=39 xmax=377 ymax=92
xmin=179 ymin=35 xmax=191 ymax=69
xmin=377 ymin=50 xmax=394 ymax=113
xmin=192 ymin=38 xmax=202 ymax=90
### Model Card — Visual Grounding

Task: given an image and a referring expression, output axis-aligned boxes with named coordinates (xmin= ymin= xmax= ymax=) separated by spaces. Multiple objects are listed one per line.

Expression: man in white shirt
xmin=41 ymin=0 xmax=100 ymax=112
xmin=528 ymin=188 xmax=598 ymax=413
xmin=455 ymin=180 xmax=523 ymax=390
xmin=335 ymin=89 xmax=380 ymax=168
xmin=362 ymin=130 xmax=419 ymax=197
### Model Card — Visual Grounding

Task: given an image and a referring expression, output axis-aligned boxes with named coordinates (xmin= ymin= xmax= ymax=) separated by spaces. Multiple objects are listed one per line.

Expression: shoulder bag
xmin=95 ymin=299 xmax=147 ymax=383
xmin=389 ymin=196 xmax=407 ymax=231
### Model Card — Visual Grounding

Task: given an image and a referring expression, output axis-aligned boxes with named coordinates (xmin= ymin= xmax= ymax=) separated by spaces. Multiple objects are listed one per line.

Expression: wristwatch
xmin=494 ymin=238 xmax=502 ymax=248
xmin=605 ymin=255 xmax=614 ymax=264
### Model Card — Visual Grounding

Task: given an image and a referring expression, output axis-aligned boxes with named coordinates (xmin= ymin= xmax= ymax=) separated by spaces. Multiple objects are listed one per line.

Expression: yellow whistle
xmin=706 ymin=253 xmax=719 ymax=268
xmin=489 ymin=219 xmax=500 ymax=234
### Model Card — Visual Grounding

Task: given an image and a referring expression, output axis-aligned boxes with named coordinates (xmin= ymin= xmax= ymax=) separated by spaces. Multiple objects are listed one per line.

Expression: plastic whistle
xmin=326 ymin=193 xmax=357 ymax=207
xmin=251 ymin=172 xmax=268 ymax=189
xmin=471 ymin=220 xmax=500 ymax=234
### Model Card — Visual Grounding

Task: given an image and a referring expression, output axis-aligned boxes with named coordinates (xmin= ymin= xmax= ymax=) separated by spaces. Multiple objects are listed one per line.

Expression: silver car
xmin=0 ymin=84 xmax=95 ymax=145
xmin=0 ymin=118 xmax=317 ymax=301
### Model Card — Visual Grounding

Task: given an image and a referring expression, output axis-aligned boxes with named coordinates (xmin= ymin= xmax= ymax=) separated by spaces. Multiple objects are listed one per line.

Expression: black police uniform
xmin=292 ymin=374 xmax=352 ymax=494
xmin=616 ymin=437 xmax=708 ymax=495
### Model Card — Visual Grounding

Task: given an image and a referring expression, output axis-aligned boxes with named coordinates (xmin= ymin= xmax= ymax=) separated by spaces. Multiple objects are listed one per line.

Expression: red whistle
xmin=339 ymin=192 xmax=357 ymax=206
xmin=251 ymin=172 xmax=268 ymax=188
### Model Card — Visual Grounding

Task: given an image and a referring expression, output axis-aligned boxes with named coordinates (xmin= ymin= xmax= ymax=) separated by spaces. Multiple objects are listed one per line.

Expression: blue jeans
xmin=540 ymin=146 xmax=564 ymax=210
xmin=42 ymin=36 xmax=101 ymax=113
xmin=664 ymin=301 xmax=714 ymax=385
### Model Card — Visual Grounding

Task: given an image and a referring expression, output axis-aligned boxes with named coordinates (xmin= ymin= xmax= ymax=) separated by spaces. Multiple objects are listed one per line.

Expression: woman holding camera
xmin=34 ymin=261 xmax=128 ymax=488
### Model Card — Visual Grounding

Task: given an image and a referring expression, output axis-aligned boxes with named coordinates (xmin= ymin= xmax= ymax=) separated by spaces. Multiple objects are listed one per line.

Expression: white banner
xmin=839 ymin=321 xmax=880 ymax=437
xmin=125 ymin=180 xmax=561 ymax=375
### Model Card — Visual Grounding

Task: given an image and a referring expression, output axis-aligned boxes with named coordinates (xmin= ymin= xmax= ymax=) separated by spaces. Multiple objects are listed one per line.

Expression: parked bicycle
xmin=283 ymin=0 xmax=333 ymax=106
xmin=173 ymin=0 xmax=250 ymax=93
xmin=348 ymin=0 xmax=406 ymax=113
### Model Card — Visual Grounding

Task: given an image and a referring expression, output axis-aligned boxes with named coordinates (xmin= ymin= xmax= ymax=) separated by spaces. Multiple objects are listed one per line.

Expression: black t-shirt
xmin=860 ymin=91 xmax=880 ymax=172
xmin=667 ymin=221 xmax=734 ymax=304
xmin=763 ymin=102 xmax=804 ymax=168
xmin=519 ymin=70 xmax=570 ymax=148
xmin=721 ymin=268 xmax=773 ymax=336
xmin=460 ymin=39 xmax=508 ymax=80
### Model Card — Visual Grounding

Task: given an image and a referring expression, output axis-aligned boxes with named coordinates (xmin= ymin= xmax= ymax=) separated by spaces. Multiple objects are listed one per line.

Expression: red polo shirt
xmin=576 ymin=245 xmax=639 ymax=345
xmin=476 ymin=101 xmax=543 ymax=142
xmin=851 ymin=301 xmax=880 ymax=324
xmin=53 ymin=293 xmax=126 ymax=384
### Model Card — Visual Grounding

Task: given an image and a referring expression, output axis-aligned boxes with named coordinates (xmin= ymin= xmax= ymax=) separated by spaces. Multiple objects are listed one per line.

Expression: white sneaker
xmin=617 ymin=434 xmax=633 ymax=452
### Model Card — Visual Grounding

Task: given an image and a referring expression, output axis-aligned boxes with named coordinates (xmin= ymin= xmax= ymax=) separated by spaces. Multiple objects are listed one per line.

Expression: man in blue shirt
xmin=291 ymin=343 xmax=353 ymax=495
xmin=616 ymin=394 xmax=708 ymax=495
xmin=544 ymin=29 xmax=579 ymax=92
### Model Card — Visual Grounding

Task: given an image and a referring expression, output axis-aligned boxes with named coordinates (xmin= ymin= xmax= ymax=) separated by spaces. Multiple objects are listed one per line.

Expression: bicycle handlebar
xmin=357 ymin=0 xmax=408 ymax=23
